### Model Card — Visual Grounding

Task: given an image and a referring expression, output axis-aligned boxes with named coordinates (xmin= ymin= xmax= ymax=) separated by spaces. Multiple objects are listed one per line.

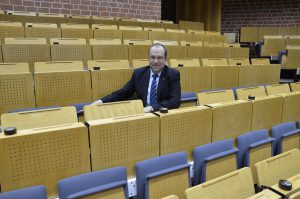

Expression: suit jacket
xmin=101 ymin=65 xmax=181 ymax=111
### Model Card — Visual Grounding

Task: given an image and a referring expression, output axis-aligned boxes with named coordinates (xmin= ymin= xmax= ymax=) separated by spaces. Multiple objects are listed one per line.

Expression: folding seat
xmin=158 ymin=106 xmax=212 ymax=160
xmin=50 ymin=38 xmax=92 ymax=66
xmin=238 ymin=65 xmax=261 ymax=87
xmin=88 ymin=59 xmax=130 ymax=70
xmin=210 ymin=46 xmax=231 ymax=58
xmin=90 ymin=38 xmax=128 ymax=60
xmin=259 ymin=64 xmax=281 ymax=85
xmin=179 ymin=20 xmax=204 ymax=32
xmin=174 ymin=66 xmax=211 ymax=92
xmin=2 ymin=37 xmax=50 ymax=72
xmin=265 ymin=84 xmax=291 ymax=95
xmin=228 ymin=46 xmax=250 ymax=58
xmin=0 ymin=107 xmax=90 ymax=197
xmin=205 ymin=31 xmax=221 ymax=35
xmin=132 ymin=59 xmax=149 ymax=68
xmin=38 ymin=13 xmax=67 ymax=26
xmin=148 ymin=31 xmax=173 ymax=41
xmin=34 ymin=60 xmax=84 ymax=72
xmin=211 ymin=65 xmax=239 ymax=89
xmin=290 ymin=82 xmax=300 ymax=92
xmin=251 ymin=58 xmax=270 ymax=65
xmin=0 ymin=63 xmax=35 ymax=115
xmin=280 ymin=92 xmax=300 ymax=123
xmin=188 ymin=29 xmax=205 ymax=34
xmin=210 ymin=34 xmax=227 ymax=43
xmin=67 ymin=15 xmax=92 ymax=27
xmin=193 ymin=139 xmax=239 ymax=185
xmin=0 ymin=21 xmax=24 ymax=43
xmin=92 ymin=16 xmax=117 ymax=25
xmin=0 ymin=185 xmax=47 ymax=199
xmin=124 ymin=39 xmax=151 ymax=65
xmin=169 ymin=58 xmax=200 ymax=67
xmin=1 ymin=106 xmax=78 ymax=130
xmin=25 ymin=22 xmax=61 ymax=43
xmin=271 ymin=122 xmax=300 ymax=155
xmin=168 ymin=31 xmax=193 ymax=42
xmin=84 ymin=100 xmax=144 ymax=120
xmin=166 ymin=29 xmax=185 ymax=33
xmin=92 ymin=24 xmax=118 ymax=30
xmin=197 ymin=89 xmax=235 ymax=105
xmin=202 ymin=58 xmax=228 ymax=66
xmin=240 ymin=27 xmax=259 ymax=43
xmin=87 ymin=113 xmax=159 ymax=178
xmin=237 ymin=130 xmax=274 ymax=183
xmin=122 ymin=29 xmax=148 ymax=40
xmin=204 ymin=41 xmax=223 ymax=47
xmin=235 ymin=86 xmax=266 ymax=100
xmin=138 ymin=19 xmax=161 ymax=28
xmin=118 ymin=18 xmax=140 ymax=27
xmin=255 ymin=149 xmax=300 ymax=187
xmin=0 ymin=10 xmax=4 ymax=21
xmin=0 ymin=42 xmax=3 ymax=63
xmin=34 ymin=61 xmax=92 ymax=107
xmin=153 ymin=40 xmax=187 ymax=60
xmin=180 ymin=40 xmax=203 ymax=47
xmin=209 ymin=100 xmax=252 ymax=142
xmin=162 ymin=195 xmax=179 ymax=199
xmin=250 ymin=95 xmax=283 ymax=131
xmin=160 ymin=23 xmax=179 ymax=30
xmin=228 ymin=58 xmax=250 ymax=66
xmin=136 ymin=152 xmax=191 ymax=199
xmin=191 ymin=32 xmax=211 ymax=42
xmin=60 ymin=23 xmax=93 ymax=43
xmin=258 ymin=27 xmax=278 ymax=41
xmin=186 ymin=168 xmax=255 ymax=199
xmin=90 ymin=68 xmax=133 ymax=101
xmin=58 ymin=166 xmax=128 ymax=199
xmin=5 ymin=11 xmax=38 ymax=24
xmin=278 ymin=26 xmax=297 ymax=36
xmin=285 ymin=35 xmax=300 ymax=46
xmin=282 ymin=46 xmax=300 ymax=69
xmin=93 ymin=27 xmax=122 ymax=40
xmin=261 ymin=35 xmax=285 ymax=57
xmin=143 ymin=27 xmax=165 ymax=32
xmin=187 ymin=46 xmax=210 ymax=60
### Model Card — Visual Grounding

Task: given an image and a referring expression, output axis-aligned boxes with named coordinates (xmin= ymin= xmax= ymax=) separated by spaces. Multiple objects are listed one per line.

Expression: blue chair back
xmin=58 ymin=166 xmax=128 ymax=199
xmin=237 ymin=129 xmax=274 ymax=168
xmin=271 ymin=122 xmax=298 ymax=155
xmin=193 ymin=139 xmax=238 ymax=185
xmin=0 ymin=185 xmax=47 ymax=199
xmin=136 ymin=151 xmax=190 ymax=199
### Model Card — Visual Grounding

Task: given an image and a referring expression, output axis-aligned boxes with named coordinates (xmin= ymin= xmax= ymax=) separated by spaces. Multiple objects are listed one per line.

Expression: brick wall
xmin=222 ymin=0 xmax=300 ymax=34
xmin=0 ymin=0 xmax=161 ymax=20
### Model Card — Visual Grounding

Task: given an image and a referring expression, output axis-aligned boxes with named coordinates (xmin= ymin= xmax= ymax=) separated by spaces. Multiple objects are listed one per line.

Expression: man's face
xmin=148 ymin=45 xmax=166 ymax=74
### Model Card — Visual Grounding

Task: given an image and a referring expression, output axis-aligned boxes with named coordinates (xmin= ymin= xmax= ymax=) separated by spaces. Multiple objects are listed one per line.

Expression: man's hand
xmin=144 ymin=106 xmax=153 ymax=113
xmin=91 ymin=99 xmax=103 ymax=105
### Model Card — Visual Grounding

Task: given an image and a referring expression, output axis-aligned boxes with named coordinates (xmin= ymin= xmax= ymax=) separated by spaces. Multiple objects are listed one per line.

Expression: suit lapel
xmin=157 ymin=66 xmax=167 ymax=100
xmin=141 ymin=66 xmax=150 ymax=104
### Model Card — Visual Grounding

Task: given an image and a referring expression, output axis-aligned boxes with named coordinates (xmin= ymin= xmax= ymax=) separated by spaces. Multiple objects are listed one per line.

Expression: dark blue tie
xmin=150 ymin=74 xmax=158 ymax=105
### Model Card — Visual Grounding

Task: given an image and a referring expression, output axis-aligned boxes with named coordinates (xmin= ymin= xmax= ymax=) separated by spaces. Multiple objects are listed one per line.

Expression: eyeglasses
xmin=149 ymin=56 xmax=165 ymax=61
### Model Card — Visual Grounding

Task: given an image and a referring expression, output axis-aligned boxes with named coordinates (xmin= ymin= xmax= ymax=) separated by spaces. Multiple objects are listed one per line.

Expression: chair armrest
xmin=67 ymin=180 xmax=127 ymax=199
xmin=283 ymin=129 xmax=300 ymax=137
xmin=205 ymin=148 xmax=238 ymax=162
xmin=249 ymin=138 xmax=274 ymax=148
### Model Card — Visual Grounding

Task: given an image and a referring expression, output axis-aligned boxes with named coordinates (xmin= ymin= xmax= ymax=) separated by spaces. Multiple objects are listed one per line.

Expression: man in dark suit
xmin=92 ymin=43 xmax=181 ymax=113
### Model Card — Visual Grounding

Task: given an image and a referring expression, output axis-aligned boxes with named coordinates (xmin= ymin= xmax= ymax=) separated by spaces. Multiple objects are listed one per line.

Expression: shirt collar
xmin=150 ymin=69 xmax=162 ymax=77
